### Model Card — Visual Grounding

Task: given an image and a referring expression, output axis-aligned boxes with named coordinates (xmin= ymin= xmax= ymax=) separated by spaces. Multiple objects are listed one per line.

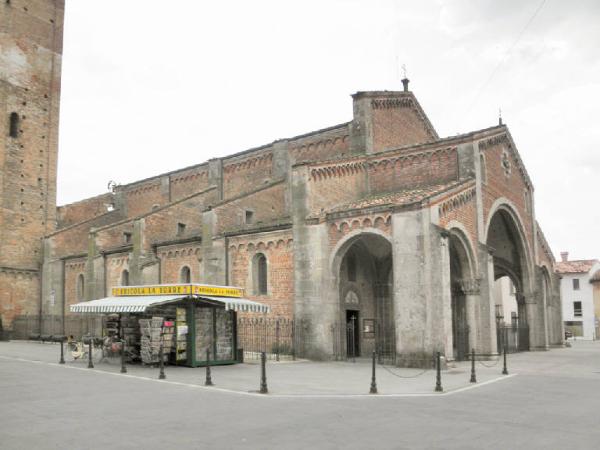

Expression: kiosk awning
xmin=69 ymin=294 xmax=270 ymax=314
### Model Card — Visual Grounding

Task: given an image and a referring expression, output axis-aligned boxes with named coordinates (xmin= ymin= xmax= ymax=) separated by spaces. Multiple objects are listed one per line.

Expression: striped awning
xmin=69 ymin=295 xmax=270 ymax=314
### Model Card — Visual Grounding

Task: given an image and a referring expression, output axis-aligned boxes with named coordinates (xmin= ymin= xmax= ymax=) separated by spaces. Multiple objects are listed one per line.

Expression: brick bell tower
xmin=0 ymin=0 xmax=65 ymax=336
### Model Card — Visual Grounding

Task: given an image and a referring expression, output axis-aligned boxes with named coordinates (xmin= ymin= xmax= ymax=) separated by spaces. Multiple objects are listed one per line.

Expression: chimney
xmin=401 ymin=78 xmax=410 ymax=92
xmin=560 ymin=251 xmax=569 ymax=262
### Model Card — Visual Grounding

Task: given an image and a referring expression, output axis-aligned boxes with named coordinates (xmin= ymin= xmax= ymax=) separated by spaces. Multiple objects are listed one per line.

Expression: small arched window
xmin=9 ymin=112 xmax=19 ymax=138
xmin=121 ymin=269 xmax=129 ymax=286
xmin=347 ymin=253 xmax=357 ymax=282
xmin=480 ymin=153 xmax=486 ymax=184
xmin=253 ymin=253 xmax=268 ymax=295
xmin=77 ymin=274 xmax=85 ymax=301
xmin=180 ymin=266 xmax=191 ymax=283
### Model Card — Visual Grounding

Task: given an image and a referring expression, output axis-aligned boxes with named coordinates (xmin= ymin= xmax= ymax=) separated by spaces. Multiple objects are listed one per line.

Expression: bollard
xmin=434 ymin=351 xmax=443 ymax=392
xmin=120 ymin=339 xmax=127 ymax=374
xmin=370 ymin=350 xmax=378 ymax=394
xmin=470 ymin=348 xmax=477 ymax=383
xmin=502 ymin=340 xmax=509 ymax=375
xmin=259 ymin=351 xmax=268 ymax=394
xmin=88 ymin=339 xmax=94 ymax=369
xmin=59 ymin=339 xmax=65 ymax=364
xmin=158 ymin=342 xmax=166 ymax=380
xmin=205 ymin=348 xmax=213 ymax=386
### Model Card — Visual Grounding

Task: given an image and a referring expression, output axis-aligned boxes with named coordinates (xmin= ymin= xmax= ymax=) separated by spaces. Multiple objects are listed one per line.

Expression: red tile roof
xmin=325 ymin=181 xmax=466 ymax=214
xmin=555 ymin=259 xmax=598 ymax=274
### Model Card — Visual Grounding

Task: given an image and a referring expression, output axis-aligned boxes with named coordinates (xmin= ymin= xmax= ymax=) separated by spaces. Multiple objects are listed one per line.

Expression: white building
xmin=555 ymin=252 xmax=600 ymax=340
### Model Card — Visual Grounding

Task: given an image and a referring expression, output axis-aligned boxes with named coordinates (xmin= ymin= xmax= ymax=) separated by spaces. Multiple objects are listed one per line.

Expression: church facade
xmin=2 ymin=1 xmax=563 ymax=361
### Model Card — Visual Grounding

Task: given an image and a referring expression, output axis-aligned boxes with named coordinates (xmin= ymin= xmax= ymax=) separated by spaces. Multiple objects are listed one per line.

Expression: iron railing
xmin=236 ymin=317 xmax=306 ymax=361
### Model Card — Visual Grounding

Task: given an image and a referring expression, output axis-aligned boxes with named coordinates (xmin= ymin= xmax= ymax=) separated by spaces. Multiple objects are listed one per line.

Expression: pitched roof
xmin=554 ymin=259 xmax=599 ymax=274
xmin=325 ymin=180 xmax=467 ymax=214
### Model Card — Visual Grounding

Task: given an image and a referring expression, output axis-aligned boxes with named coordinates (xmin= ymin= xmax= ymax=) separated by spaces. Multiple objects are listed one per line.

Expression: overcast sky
xmin=57 ymin=0 xmax=600 ymax=261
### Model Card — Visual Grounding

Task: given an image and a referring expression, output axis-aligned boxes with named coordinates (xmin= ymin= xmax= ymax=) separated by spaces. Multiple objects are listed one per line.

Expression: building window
xmin=573 ymin=301 xmax=582 ymax=317
xmin=347 ymin=253 xmax=357 ymax=282
xmin=77 ymin=274 xmax=85 ymax=301
xmin=180 ymin=266 xmax=191 ymax=283
xmin=177 ymin=223 xmax=186 ymax=236
xmin=253 ymin=253 xmax=267 ymax=295
xmin=9 ymin=112 xmax=19 ymax=138
xmin=245 ymin=210 xmax=254 ymax=225
xmin=123 ymin=232 xmax=132 ymax=244
xmin=573 ymin=278 xmax=580 ymax=290
xmin=121 ymin=270 xmax=129 ymax=286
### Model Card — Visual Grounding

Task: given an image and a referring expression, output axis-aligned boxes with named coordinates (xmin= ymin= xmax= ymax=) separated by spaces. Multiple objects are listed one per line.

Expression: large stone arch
xmin=330 ymin=229 xmax=394 ymax=361
xmin=447 ymin=226 xmax=478 ymax=360
xmin=485 ymin=201 xmax=533 ymax=351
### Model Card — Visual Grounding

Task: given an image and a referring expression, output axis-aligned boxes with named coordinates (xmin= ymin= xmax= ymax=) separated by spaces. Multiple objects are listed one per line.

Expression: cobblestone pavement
xmin=1 ymin=340 xmax=599 ymax=449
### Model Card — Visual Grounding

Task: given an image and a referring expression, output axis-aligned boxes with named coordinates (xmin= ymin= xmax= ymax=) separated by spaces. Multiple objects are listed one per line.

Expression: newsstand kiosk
xmin=70 ymin=284 xmax=270 ymax=367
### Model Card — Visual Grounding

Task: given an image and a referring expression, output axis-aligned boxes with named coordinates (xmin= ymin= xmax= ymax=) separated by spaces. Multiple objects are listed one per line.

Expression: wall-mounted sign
xmin=363 ymin=319 xmax=375 ymax=337
xmin=111 ymin=284 xmax=243 ymax=298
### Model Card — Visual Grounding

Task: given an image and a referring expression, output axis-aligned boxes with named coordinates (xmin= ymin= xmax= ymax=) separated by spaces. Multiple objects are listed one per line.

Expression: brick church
xmin=1 ymin=0 xmax=564 ymax=361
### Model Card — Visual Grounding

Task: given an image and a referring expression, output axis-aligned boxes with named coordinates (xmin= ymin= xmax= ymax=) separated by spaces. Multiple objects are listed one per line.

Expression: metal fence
xmin=236 ymin=317 xmax=306 ymax=361
xmin=497 ymin=324 xmax=529 ymax=353
xmin=9 ymin=315 xmax=105 ymax=340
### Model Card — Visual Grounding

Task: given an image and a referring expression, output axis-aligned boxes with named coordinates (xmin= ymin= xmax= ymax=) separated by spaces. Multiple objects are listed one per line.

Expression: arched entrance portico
xmin=332 ymin=232 xmax=394 ymax=361
xmin=448 ymin=230 xmax=477 ymax=361
xmin=486 ymin=205 xmax=531 ymax=352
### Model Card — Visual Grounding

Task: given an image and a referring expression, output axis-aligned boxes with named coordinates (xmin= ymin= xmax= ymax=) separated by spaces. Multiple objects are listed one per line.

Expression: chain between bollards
xmin=502 ymin=338 xmax=509 ymax=375
xmin=434 ymin=351 xmax=443 ymax=392
xmin=158 ymin=341 xmax=166 ymax=380
xmin=370 ymin=350 xmax=378 ymax=394
xmin=87 ymin=338 xmax=94 ymax=369
xmin=470 ymin=348 xmax=477 ymax=383
xmin=59 ymin=339 xmax=65 ymax=364
xmin=205 ymin=348 xmax=213 ymax=386
xmin=120 ymin=339 xmax=127 ymax=374
xmin=259 ymin=351 xmax=268 ymax=394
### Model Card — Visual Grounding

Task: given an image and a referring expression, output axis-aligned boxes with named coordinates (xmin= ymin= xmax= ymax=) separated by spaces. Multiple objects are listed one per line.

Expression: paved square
xmin=1 ymin=341 xmax=599 ymax=449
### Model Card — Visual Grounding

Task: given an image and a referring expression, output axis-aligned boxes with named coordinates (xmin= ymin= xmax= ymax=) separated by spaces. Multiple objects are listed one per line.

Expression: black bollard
xmin=259 ymin=351 xmax=268 ymax=394
xmin=120 ymin=339 xmax=127 ymax=374
xmin=158 ymin=342 xmax=166 ymax=380
xmin=502 ymin=340 xmax=508 ymax=375
xmin=370 ymin=350 xmax=378 ymax=394
xmin=470 ymin=348 xmax=477 ymax=383
xmin=205 ymin=348 xmax=213 ymax=386
xmin=59 ymin=339 xmax=65 ymax=364
xmin=88 ymin=339 xmax=94 ymax=369
xmin=435 ymin=351 xmax=443 ymax=392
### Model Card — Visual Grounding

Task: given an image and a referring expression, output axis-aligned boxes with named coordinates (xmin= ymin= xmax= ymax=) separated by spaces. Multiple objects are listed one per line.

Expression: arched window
xmin=77 ymin=274 xmax=85 ymax=301
xmin=480 ymin=153 xmax=486 ymax=184
xmin=347 ymin=253 xmax=357 ymax=282
xmin=180 ymin=266 xmax=191 ymax=283
xmin=253 ymin=253 xmax=268 ymax=295
xmin=121 ymin=269 xmax=129 ymax=286
xmin=9 ymin=112 xmax=19 ymax=138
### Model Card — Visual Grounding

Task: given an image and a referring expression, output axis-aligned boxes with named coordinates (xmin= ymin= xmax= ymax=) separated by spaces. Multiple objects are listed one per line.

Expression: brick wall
xmin=307 ymin=161 xmax=368 ymax=216
xmin=437 ymin=186 xmax=479 ymax=257
xmin=327 ymin=213 xmax=392 ymax=251
xmin=228 ymin=230 xmax=294 ymax=319
xmin=371 ymin=103 xmax=436 ymax=151
xmin=368 ymin=147 xmax=458 ymax=194
xmin=170 ymin=166 xmax=209 ymax=201
xmin=0 ymin=271 xmax=40 ymax=328
xmin=105 ymin=253 xmax=129 ymax=292
xmin=64 ymin=258 xmax=85 ymax=316
xmin=289 ymin=128 xmax=350 ymax=164
xmin=57 ymin=193 xmax=114 ymax=228
xmin=122 ymin=181 xmax=165 ymax=218
xmin=158 ymin=243 xmax=202 ymax=284
xmin=214 ymin=182 xmax=287 ymax=235
xmin=222 ymin=151 xmax=274 ymax=200
xmin=480 ymin=136 xmax=534 ymax=258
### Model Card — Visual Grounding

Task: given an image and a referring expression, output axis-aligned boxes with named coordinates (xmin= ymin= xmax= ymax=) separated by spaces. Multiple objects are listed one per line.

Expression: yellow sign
xmin=111 ymin=284 xmax=243 ymax=298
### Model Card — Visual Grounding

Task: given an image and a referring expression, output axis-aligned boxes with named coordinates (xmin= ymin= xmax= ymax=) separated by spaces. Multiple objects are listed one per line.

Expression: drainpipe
xmin=61 ymin=259 xmax=66 ymax=335
xmin=224 ymin=236 xmax=229 ymax=285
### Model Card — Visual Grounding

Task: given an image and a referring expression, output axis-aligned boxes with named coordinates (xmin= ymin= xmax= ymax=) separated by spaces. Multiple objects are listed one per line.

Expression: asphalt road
xmin=1 ymin=341 xmax=599 ymax=449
